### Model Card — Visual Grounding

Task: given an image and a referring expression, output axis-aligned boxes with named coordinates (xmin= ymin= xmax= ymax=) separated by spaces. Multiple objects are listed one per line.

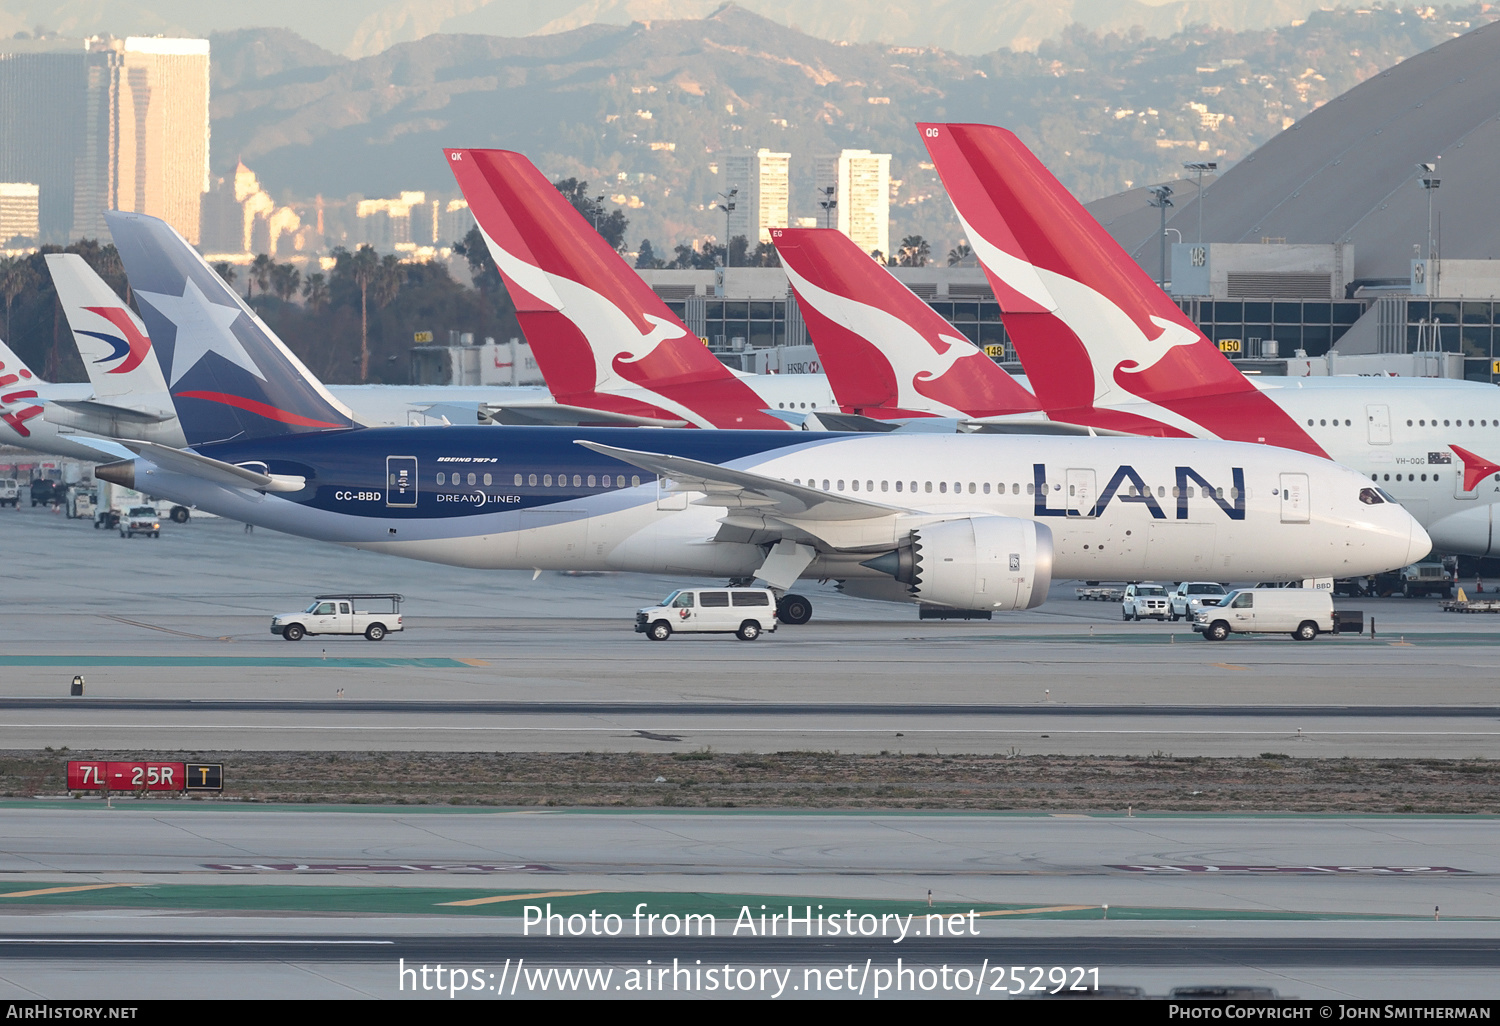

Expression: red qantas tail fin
xmin=446 ymin=148 xmax=786 ymax=430
xmin=772 ymin=227 xmax=1037 ymax=419
xmin=920 ymin=123 xmax=1321 ymax=453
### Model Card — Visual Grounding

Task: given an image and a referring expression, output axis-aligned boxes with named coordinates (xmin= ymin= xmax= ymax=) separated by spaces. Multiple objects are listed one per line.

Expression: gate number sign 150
xmin=67 ymin=761 xmax=223 ymax=792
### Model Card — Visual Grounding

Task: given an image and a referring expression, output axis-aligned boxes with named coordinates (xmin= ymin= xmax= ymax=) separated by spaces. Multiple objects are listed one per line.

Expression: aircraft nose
xmin=1406 ymin=516 xmax=1433 ymax=566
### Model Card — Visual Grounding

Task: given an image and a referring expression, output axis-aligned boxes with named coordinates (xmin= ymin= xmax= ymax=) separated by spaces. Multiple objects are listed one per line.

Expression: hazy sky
xmin=0 ymin=0 xmax=1329 ymax=59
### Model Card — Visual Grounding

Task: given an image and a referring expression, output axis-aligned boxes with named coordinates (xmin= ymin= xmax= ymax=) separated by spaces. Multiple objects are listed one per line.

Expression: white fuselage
xmin=118 ymin=432 xmax=1428 ymax=593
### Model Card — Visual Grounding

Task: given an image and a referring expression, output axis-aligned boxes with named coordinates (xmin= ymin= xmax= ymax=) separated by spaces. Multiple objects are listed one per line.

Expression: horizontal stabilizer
xmin=113 ymin=439 xmax=306 ymax=493
xmin=47 ymin=399 xmax=176 ymax=424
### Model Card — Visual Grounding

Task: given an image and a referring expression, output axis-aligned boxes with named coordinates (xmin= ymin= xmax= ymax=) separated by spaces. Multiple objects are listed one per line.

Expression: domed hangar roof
xmin=1138 ymin=19 xmax=1500 ymax=280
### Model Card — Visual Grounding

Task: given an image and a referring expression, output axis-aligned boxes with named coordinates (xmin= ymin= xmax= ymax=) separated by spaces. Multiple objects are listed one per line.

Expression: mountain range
xmin=200 ymin=3 xmax=1490 ymax=257
xmin=4 ymin=0 xmax=1335 ymax=58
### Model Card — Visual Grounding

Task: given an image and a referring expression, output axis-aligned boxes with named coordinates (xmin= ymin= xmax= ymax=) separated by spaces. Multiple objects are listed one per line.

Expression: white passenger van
xmin=636 ymin=588 xmax=779 ymax=641
xmin=1192 ymin=588 xmax=1334 ymax=642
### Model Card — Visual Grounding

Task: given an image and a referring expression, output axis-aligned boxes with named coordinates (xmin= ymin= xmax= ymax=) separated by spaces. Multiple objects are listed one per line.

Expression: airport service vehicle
xmin=271 ymin=594 xmax=404 ymax=642
xmin=1075 ymin=583 xmax=1125 ymax=601
xmin=64 ymin=485 xmax=96 ymax=520
xmin=119 ymin=505 xmax=159 ymax=538
xmin=1193 ymin=589 xmax=1335 ymax=641
xmin=1169 ymin=581 xmax=1228 ymax=621
xmin=920 ymin=122 xmax=1500 ymax=557
xmin=0 ymin=477 xmax=18 ymax=507
xmin=1121 ymin=583 xmax=1170 ymax=621
xmin=89 ymin=210 xmax=1430 ymax=622
xmin=636 ymin=587 xmax=778 ymax=641
xmin=29 ymin=479 xmax=60 ymax=507
xmin=1394 ymin=561 xmax=1457 ymax=599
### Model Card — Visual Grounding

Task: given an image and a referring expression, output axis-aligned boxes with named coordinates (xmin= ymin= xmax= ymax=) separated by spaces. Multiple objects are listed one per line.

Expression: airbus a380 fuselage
xmin=103 ymin=426 xmax=1427 ymax=606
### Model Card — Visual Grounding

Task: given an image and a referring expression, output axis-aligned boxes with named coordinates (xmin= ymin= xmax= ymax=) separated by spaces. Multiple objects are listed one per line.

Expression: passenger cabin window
xmin=436 ymin=472 xmax=445 ymax=485
xmin=1230 ymin=593 xmax=1253 ymax=609
xmin=671 ymin=593 xmax=694 ymax=609
xmin=339 ymin=603 xmax=350 ymax=614
xmin=732 ymin=592 xmax=770 ymax=607
xmin=315 ymin=602 xmax=336 ymax=615
xmin=700 ymin=592 xmax=730 ymax=607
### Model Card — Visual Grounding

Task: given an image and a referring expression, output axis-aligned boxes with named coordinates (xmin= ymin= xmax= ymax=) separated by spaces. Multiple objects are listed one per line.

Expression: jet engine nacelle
xmin=862 ymin=516 xmax=1053 ymax=610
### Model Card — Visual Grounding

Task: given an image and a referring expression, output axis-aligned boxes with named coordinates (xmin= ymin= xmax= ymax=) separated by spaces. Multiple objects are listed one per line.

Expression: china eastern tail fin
xmin=771 ymin=228 xmax=1038 ymax=419
xmin=445 ymin=148 xmax=787 ymax=430
xmin=46 ymin=253 xmax=171 ymax=401
xmin=105 ymin=211 xmax=358 ymax=446
xmin=920 ymin=123 xmax=1323 ymax=454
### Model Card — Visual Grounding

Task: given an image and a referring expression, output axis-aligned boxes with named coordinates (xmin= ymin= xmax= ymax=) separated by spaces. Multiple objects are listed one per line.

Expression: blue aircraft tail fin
xmin=105 ymin=211 xmax=357 ymax=445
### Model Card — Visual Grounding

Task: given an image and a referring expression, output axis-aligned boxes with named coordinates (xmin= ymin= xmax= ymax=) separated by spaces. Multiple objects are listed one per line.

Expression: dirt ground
xmin=6 ymin=749 xmax=1499 ymax=813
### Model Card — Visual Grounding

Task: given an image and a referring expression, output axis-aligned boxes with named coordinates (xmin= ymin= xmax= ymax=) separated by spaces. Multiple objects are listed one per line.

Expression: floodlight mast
xmin=716 ymin=186 xmax=738 ymax=266
xmin=1418 ymin=161 xmax=1440 ymax=262
xmin=1148 ymin=184 xmax=1174 ymax=288
xmin=1183 ymin=160 xmax=1218 ymax=245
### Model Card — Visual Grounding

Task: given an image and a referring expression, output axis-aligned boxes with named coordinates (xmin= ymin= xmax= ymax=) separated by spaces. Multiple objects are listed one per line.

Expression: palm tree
xmin=348 ymin=245 xmax=380 ymax=382
xmin=270 ymin=262 xmax=301 ymax=303
xmin=301 ymin=272 xmax=329 ymax=313
xmin=947 ymin=241 xmax=973 ymax=267
xmin=0 ymin=256 xmax=38 ymax=340
xmin=211 ymin=261 xmax=238 ymax=290
xmin=898 ymin=235 xmax=931 ymax=268
xmin=248 ymin=253 xmax=274 ymax=300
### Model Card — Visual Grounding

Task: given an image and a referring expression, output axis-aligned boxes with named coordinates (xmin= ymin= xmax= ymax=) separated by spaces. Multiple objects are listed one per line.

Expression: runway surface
xmin=3 ymin=507 xmax=1499 ymax=755
xmin=3 ymin=503 xmax=1498 ymax=997
xmin=1 ymin=806 xmax=1498 ymax=998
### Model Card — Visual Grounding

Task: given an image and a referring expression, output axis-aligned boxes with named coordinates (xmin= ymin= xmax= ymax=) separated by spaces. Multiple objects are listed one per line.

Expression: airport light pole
xmin=819 ymin=186 xmax=837 ymax=230
xmin=1148 ymin=184 xmax=1174 ymax=289
xmin=1182 ymin=160 xmax=1217 ymax=244
xmin=1418 ymin=162 xmax=1440 ymax=261
xmin=717 ymin=187 xmax=738 ymax=266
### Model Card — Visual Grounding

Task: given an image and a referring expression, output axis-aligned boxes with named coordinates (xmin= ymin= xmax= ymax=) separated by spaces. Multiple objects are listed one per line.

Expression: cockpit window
xmin=1358 ymin=487 xmax=1385 ymax=505
xmin=1376 ymin=488 xmax=1398 ymax=503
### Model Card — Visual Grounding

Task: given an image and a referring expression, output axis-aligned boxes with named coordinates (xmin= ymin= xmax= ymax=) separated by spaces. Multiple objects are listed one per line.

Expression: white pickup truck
xmin=1169 ymin=581 xmax=1228 ymax=622
xmin=271 ymin=594 xmax=404 ymax=642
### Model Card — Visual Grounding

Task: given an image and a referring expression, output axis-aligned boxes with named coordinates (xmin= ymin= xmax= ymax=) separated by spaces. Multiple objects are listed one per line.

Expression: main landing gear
xmin=776 ymin=593 xmax=813 ymax=625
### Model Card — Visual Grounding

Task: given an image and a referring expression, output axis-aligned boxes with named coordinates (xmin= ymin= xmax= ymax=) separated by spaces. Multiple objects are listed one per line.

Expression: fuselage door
xmin=1066 ymin=468 xmax=1097 ymax=518
xmin=386 ymin=456 xmax=418 ymax=508
xmin=1279 ymin=472 xmax=1310 ymax=523
xmin=1456 ymin=453 xmax=1480 ymax=500
xmin=1366 ymin=404 xmax=1392 ymax=445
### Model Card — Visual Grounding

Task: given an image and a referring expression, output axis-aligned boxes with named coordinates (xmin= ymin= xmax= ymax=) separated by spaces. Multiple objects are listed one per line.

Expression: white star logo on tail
xmin=134 ymin=279 xmax=263 ymax=386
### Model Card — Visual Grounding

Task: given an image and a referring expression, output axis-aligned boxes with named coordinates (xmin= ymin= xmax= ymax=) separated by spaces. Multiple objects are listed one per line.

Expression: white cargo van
xmin=636 ymin=587 xmax=779 ymax=641
xmin=1192 ymin=588 xmax=1334 ymax=641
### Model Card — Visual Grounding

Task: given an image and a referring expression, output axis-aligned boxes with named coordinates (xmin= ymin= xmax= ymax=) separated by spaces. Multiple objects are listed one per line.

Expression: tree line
xmin=0 ymin=179 xmax=975 ymax=386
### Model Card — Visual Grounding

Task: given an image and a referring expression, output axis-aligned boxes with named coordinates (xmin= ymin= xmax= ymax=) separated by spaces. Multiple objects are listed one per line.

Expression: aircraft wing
xmin=575 ymin=440 xmax=905 ymax=522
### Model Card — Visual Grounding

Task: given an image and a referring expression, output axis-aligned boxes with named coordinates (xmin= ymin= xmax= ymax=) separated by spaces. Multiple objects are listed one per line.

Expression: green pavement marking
xmin=0 ymin=884 xmax=1486 ymax=921
xmin=0 ymin=655 xmax=476 ymax=668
